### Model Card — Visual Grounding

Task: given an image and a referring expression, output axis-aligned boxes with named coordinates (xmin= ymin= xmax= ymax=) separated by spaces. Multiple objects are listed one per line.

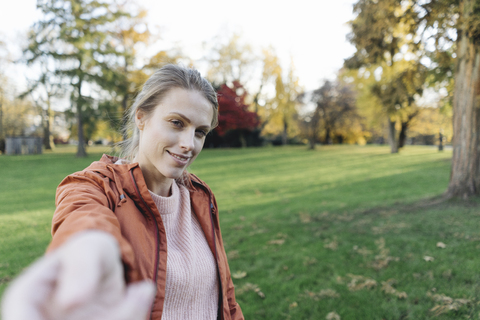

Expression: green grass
xmin=2 ymin=144 xmax=480 ymax=319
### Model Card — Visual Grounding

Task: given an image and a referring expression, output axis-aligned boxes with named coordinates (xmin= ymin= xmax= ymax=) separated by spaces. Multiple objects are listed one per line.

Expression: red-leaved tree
xmin=216 ymin=81 xmax=259 ymax=138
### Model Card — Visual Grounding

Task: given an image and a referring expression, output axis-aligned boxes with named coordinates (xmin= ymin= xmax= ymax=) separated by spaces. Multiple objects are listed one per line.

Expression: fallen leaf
xmin=299 ymin=212 xmax=312 ymax=223
xmin=303 ymin=257 xmax=317 ymax=266
xmin=268 ymin=239 xmax=285 ymax=245
xmin=232 ymin=271 xmax=247 ymax=279
xmin=427 ymin=292 xmax=471 ymax=316
xmin=423 ymin=256 xmax=435 ymax=262
xmin=346 ymin=274 xmax=377 ymax=291
xmin=227 ymin=250 xmax=239 ymax=259
xmin=302 ymin=289 xmax=340 ymax=301
xmin=381 ymin=279 xmax=408 ymax=299
xmin=436 ymin=242 xmax=447 ymax=249
xmin=236 ymin=283 xmax=265 ymax=298
xmin=326 ymin=311 xmax=341 ymax=320
xmin=324 ymin=238 xmax=338 ymax=250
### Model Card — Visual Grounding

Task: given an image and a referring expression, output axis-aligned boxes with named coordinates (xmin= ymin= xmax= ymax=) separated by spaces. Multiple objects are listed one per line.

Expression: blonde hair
xmin=118 ymin=64 xmax=218 ymax=161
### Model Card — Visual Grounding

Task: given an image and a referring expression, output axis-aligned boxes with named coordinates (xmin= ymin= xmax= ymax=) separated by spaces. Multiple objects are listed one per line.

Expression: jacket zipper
xmin=129 ymin=169 xmax=160 ymax=319
xmin=208 ymin=197 xmax=224 ymax=320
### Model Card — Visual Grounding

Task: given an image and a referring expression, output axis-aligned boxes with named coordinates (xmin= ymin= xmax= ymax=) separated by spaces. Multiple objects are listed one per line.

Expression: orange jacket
xmin=48 ymin=155 xmax=244 ymax=320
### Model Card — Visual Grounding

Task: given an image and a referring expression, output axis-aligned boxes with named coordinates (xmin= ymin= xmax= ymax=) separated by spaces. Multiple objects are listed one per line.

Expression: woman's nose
xmin=179 ymin=129 xmax=195 ymax=151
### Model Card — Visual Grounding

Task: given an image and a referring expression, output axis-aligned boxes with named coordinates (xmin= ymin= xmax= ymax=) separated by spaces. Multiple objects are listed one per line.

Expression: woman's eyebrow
xmin=169 ymin=112 xmax=191 ymax=124
xmin=168 ymin=112 xmax=211 ymax=130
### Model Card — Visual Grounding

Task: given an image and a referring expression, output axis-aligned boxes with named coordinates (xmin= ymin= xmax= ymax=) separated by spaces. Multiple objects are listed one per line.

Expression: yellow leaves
xmin=423 ymin=256 xmax=435 ymax=262
xmin=346 ymin=274 xmax=378 ymax=291
xmin=339 ymin=274 xmax=409 ymax=301
xmin=436 ymin=242 xmax=447 ymax=249
xmin=381 ymin=279 xmax=408 ymax=299
xmin=236 ymin=282 xmax=265 ymax=299
xmin=298 ymin=211 xmax=312 ymax=223
xmin=324 ymin=238 xmax=338 ymax=251
xmin=232 ymin=271 xmax=247 ymax=279
xmin=303 ymin=257 xmax=317 ymax=266
xmin=371 ymin=238 xmax=399 ymax=270
xmin=427 ymin=292 xmax=472 ymax=316
xmin=268 ymin=233 xmax=288 ymax=245
xmin=353 ymin=246 xmax=373 ymax=256
xmin=227 ymin=250 xmax=239 ymax=260
xmin=302 ymin=289 xmax=340 ymax=301
xmin=326 ymin=311 xmax=341 ymax=320
xmin=268 ymin=239 xmax=285 ymax=245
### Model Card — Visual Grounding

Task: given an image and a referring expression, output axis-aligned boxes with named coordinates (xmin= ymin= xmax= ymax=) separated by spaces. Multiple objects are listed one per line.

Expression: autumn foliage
xmin=215 ymin=81 xmax=259 ymax=136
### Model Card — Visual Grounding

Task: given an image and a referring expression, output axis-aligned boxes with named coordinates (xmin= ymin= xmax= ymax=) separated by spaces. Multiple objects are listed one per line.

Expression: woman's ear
xmin=135 ymin=110 xmax=146 ymax=130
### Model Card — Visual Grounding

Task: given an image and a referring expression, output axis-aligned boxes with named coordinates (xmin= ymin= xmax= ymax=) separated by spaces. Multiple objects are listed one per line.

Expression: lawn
xmin=1 ymin=144 xmax=480 ymax=319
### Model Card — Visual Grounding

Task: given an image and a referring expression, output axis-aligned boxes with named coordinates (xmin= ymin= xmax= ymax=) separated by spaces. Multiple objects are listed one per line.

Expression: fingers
xmin=2 ymin=231 xmax=137 ymax=320
xmin=2 ymin=254 xmax=60 ymax=320
xmin=53 ymin=231 xmax=122 ymax=310
xmin=111 ymin=280 xmax=156 ymax=320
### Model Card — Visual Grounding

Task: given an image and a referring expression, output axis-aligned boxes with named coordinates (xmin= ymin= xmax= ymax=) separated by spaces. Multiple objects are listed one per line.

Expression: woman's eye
xmin=196 ymin=130 xmax=207 ymax=137
xmin=171 ymin=120 xmax=183 ymax=127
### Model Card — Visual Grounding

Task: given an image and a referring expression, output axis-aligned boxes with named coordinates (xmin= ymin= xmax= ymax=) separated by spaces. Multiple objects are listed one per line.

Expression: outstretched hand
xmin=1 ymin=231 xmax=155 ymax=320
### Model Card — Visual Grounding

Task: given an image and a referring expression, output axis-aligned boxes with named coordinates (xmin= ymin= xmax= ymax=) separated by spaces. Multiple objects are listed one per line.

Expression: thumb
xmin=111 ymin=280 xmax=156 ymax=320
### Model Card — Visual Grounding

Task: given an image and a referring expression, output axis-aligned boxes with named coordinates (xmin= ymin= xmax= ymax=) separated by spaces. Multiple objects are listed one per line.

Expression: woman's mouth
xmin=167 ymin=151 xmax=190 ymax=164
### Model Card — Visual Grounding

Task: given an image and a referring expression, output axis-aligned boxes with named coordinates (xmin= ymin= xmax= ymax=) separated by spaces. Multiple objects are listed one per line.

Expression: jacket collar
xmin=84 ymin=154 xmax=210 ymax=208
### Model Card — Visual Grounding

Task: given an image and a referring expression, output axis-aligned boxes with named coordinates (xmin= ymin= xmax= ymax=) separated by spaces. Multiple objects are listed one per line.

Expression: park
xmin=2 ymin=0 xmax=480 ymax=319
xmin=1 ymin=144 xmax=479 ymax=319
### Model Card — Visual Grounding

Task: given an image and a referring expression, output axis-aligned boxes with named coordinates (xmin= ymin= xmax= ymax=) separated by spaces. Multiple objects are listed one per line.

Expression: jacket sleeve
xmin=226 ymin=267 xmax=244 ymax=320
xmin=47 ymin=171 xmax=139 ymax=281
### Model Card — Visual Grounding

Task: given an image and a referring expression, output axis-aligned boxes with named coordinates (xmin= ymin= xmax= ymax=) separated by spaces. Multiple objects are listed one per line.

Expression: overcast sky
xmin=0 ymin=0 xmax=357 ymax=96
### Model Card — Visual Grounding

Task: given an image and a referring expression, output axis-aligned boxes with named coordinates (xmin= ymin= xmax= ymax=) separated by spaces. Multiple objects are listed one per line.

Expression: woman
xmin=2 ymin=65 xmax=244 ymax=320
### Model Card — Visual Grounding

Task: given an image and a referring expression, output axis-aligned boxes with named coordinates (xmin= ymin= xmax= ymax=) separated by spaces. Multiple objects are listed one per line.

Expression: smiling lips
xmin=167 ymin=151 xmax=190 ymax=164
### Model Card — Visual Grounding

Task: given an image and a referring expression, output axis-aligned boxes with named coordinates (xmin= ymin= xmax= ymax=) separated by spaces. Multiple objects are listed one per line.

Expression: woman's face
xmin=135 ymin=87 xmax=213 ymax=187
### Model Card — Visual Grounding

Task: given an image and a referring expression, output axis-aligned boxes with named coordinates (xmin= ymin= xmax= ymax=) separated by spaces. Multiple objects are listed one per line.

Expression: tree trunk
xmin=308 ymin=122 xmax=317 ymax=150
xmin=439 ymin=131 xmax=444 ymax=151
xmin=446 ymin=9 xmax=480 ymax=198
xmin=0 ymin=89 xmax=3 ymax=154
xmin=43 ymin=98 xmax=55 ymax=150
xmin=76 ymin=81 xmax=87 ymax=158
xmin=324 ymin=127 xmax=331 ymax=145
xmin=387 ymin=118 xmax=398 ymax=153
xmin=397 ymin=121 xmax=408 ymax=149
xmin=308 ymin=110 xmax=320 ymax=150
xmin=239 ymin=131 xmax=247 ymax=148
xmin=308 ymin=136 xmax=315 ymax=150
xmin=282 ymin=114 xmax=288 ymax=145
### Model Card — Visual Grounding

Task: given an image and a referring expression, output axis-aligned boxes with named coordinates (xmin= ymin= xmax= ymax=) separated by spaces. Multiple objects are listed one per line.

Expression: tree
xmin=432 ymin=0 xmax=480 ymax=197
xmin=0 ymin=78 xmax=36 ymax=138
xmin=300 ymin=80 xmax=362 ymax=149
xmin=349 ymin=0 xmax=480 ymax=197
xmin=205 ymin=32 xmax=256 ymax=85
xmin=214 ymin=81 xmax=259 ymax=147
xmin=369 ymin=60 xmax=426 ymax=151
xmin=346 ymin=0 xmax=427 ymax=153
xmin=97 ymin=6 xmax=150 ymax=141
xmin=25 ymin=0 xmax=131 ymax=157
xmin=19 ymin=56 xmax=65 ymax=150
xmin=259 ymin=53 xmax=302 ymax=145
xmin=0 ymin=36 xmax=11 ymax=152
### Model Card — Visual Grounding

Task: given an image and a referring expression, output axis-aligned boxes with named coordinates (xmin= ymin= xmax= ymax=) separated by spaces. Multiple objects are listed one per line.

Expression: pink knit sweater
xmin=149 ymin=181 xmax=218 ymax=320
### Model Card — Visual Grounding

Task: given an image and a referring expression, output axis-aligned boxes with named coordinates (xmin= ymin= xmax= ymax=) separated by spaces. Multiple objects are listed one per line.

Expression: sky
xmin=0 ymin=0 xmax=357 ymax=97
